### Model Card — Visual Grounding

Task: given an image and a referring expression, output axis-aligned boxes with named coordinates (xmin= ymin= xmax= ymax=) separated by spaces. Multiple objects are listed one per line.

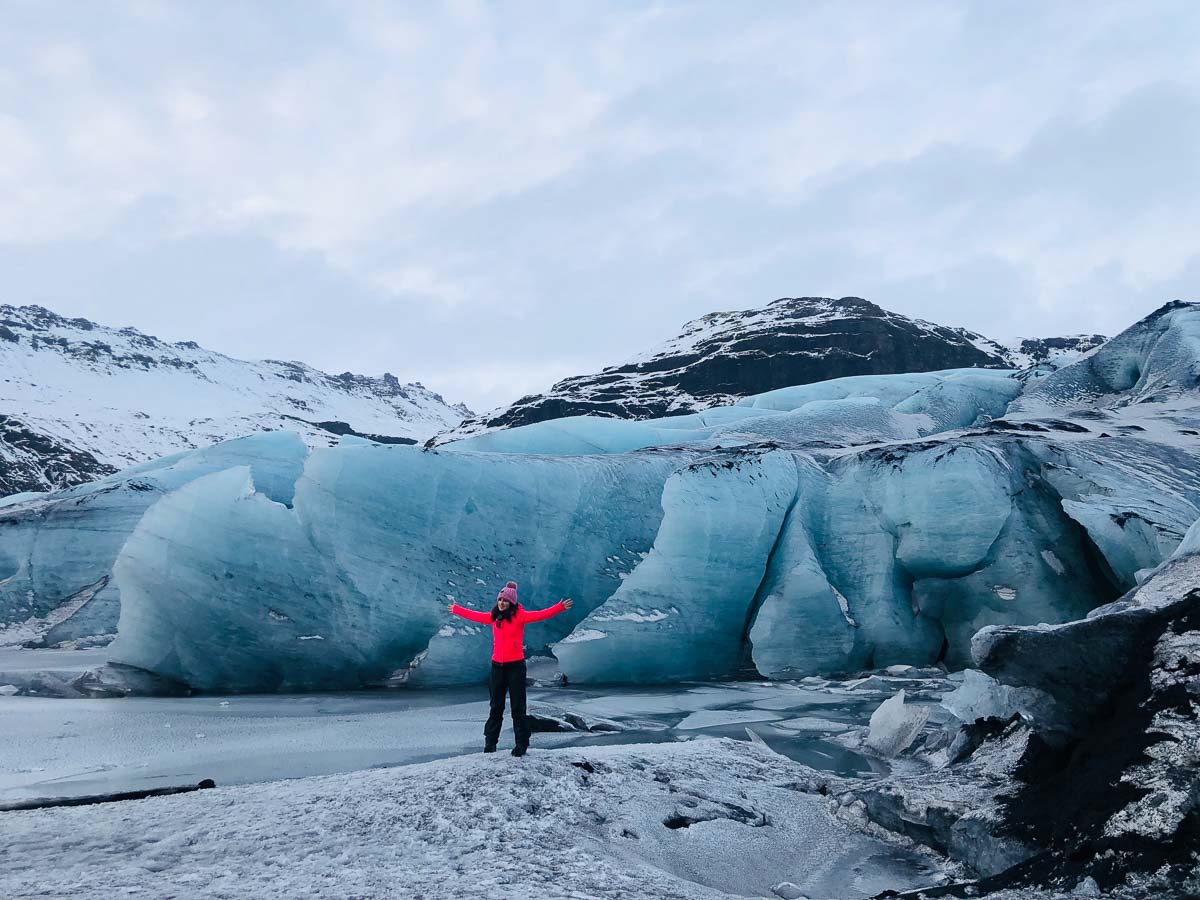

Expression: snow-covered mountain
xmin=434 ymin=295 xmax=1104 ymax=443
xmin=0 ymin=305 xmax=470 ymax=496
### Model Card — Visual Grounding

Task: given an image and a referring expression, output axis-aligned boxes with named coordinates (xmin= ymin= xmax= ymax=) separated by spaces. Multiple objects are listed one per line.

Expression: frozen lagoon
xmin=0 ymin=657 xmax=949 ymax=805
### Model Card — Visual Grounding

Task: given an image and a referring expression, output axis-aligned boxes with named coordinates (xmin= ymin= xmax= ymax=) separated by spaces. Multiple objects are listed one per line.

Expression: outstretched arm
xmin=519 ymin=598 xmax=573 ymax=623
xmin=448 ymin=603 xmax=492 ymax=624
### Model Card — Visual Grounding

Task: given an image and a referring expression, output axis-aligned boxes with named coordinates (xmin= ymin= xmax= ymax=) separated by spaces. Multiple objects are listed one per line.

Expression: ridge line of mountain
xmin=433 ymin=295 xmax=1107 ymax=444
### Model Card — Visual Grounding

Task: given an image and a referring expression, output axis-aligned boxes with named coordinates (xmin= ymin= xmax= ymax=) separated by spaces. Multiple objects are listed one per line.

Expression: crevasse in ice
xmin=9 ymin=303 xmax=1200 ymax=690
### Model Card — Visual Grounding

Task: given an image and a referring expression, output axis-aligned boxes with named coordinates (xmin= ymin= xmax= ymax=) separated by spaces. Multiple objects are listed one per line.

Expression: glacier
xmin=446 ymin=368 xmax=1022 ymax=455
xmin=3 ymin=301 xmax=1200 ymax=692
xmin=110 ymin=447 xmax=683 ymax=690
xmin=0 ymin=432 xmax=308 ymax=649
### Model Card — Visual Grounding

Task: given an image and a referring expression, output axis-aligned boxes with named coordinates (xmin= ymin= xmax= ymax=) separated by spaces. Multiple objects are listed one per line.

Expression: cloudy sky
xmin=2 ymin=1 xmax=1198 ymax=412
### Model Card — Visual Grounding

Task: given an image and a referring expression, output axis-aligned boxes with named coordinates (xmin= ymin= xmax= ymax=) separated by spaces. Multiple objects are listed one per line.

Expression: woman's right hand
xmin=447 ymin=603 xmax=455 ymax=614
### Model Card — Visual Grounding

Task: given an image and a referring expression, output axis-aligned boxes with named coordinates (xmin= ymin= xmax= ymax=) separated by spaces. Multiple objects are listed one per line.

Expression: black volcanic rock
xmin=864 ymin=539 xmax=1200 ymax=899
xmin=1011 ymin=334 xmax=1106 ymax=365
xmin=437 ymin=296 xmax=1101 ymax=443
xmin=0 ymin=414 xmax=117 ymax=495
xmin=940 ymin=582 xmax=1200 ymax=898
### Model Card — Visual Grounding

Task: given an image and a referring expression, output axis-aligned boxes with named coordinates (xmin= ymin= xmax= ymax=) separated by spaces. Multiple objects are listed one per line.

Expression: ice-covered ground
xmin=0 ymin=670 xmax=950 ymax=804
xmin=0 ymin=687 xmax=528 ymax=803
xmin=1 ymin=738 xmax=947 ymax=900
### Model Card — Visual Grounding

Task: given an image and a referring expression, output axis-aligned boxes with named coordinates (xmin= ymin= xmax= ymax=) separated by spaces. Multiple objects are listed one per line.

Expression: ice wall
xmin=850 ymin=440 xmax=1105 ymax=668
xmin=111 ymin=467 xmax=378 ymax=692
xmin=0 ymin=432 xmax=308 ymax=646
xmin=108 ymin=444 xmax=683 ymax=689
xmin=552 ymin=450 xmax=797 ymax=682
xmin=296 ymin=443 xmax=683 ymax=686
xmin=567 ymin=436 xmax=1122 ymax=683
xmin=743 ymin=458 xmax=857 ymax=677
xmin=14 ymin=305 xmax=1200 ymax=690
xmin=107 ymin=427 xmax=1183 ymax=690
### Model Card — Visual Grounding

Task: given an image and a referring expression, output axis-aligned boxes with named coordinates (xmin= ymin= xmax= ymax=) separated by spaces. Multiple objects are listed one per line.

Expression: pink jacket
xmin=450 ymin=601 xmax=567 ymax=663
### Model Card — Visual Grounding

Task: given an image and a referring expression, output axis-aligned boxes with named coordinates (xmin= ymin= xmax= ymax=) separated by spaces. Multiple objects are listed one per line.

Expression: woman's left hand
xmin=561 ymin=598 xmax=574 ymax=610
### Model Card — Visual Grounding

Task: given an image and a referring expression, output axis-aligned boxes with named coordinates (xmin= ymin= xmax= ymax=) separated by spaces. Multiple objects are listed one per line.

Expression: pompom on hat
xmin=497 ymin=581 xmax=518 ymax=604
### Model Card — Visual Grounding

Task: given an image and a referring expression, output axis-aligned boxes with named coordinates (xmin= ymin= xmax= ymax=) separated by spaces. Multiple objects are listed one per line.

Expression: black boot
xmin=484 ymin=743 xmax=497 ymax=753
xmin=511 ymin=744 xmax=527 ymax=757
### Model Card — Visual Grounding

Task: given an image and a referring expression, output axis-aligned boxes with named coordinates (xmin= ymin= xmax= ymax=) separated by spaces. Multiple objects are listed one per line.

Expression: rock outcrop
xmin=851 ymin=518 xmax=1200 ymax=898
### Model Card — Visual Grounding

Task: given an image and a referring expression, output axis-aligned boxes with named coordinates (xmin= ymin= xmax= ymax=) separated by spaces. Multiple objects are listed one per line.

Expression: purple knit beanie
xmin=497 ymin=581 xmax=518 ymax=604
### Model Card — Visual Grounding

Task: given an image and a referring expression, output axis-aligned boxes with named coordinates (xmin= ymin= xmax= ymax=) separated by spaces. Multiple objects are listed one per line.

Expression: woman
xmin=448 ymin=581 xmax=573 ymax=756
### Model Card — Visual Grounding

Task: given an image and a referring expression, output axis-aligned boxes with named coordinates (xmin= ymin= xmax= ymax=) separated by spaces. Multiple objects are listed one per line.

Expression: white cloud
xmin=0 ymin=1 xmax=1197 ymax=410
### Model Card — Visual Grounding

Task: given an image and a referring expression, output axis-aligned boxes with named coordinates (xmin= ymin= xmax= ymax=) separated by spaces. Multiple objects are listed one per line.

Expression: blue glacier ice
xmin=108 ymin=431 xmax=1195 ymax=688
xmin=447 ymin=368 xmax=1020 ymax=455
xmin=1009 ymin=300 xmax=1200 ymax=415
xmin=745 ymin=458 xmax=857 ymax=679
xmin=750 ymin=437 xmax=1135 ymax=676
xmin=0 ymin=432 xmax=308 ymax=647
xmin=111 ymin=466 xmax=374 ymax=691
xmin=8 ymin=303 xmax=1200 ymax=691
xmin=552 ymin=450 xmax=798 ymax=682
xmin=108 ymin=445 xmax=683 ymax=689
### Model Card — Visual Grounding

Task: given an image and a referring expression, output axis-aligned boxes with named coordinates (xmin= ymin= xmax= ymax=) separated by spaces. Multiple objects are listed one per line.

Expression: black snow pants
xmin=485 ymin=659 xmax=529 ymax=748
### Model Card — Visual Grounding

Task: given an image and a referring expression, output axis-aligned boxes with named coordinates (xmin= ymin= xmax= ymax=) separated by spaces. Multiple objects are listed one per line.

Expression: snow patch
xmin=832 ymin=586 xmax=858 ymax=627
xmin=1040 ymin=550 xmax=1066 ymax=575
xmin=592 ymin=608 xmax=669 ymax=623
xmin=558 ymin=628 xmax=607 ymax=644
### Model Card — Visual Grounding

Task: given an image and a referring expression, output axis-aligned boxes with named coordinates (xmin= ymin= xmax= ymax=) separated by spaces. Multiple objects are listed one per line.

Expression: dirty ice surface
xmin=0 ymin=670 xmax=949 ymax=804
xmin=2 ymin=739 xmax=947 ymax=900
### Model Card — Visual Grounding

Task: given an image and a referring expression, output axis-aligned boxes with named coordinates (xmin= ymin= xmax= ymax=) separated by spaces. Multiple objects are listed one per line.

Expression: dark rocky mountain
xmin=435 ymin=295 xmax=1104 ymax=444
